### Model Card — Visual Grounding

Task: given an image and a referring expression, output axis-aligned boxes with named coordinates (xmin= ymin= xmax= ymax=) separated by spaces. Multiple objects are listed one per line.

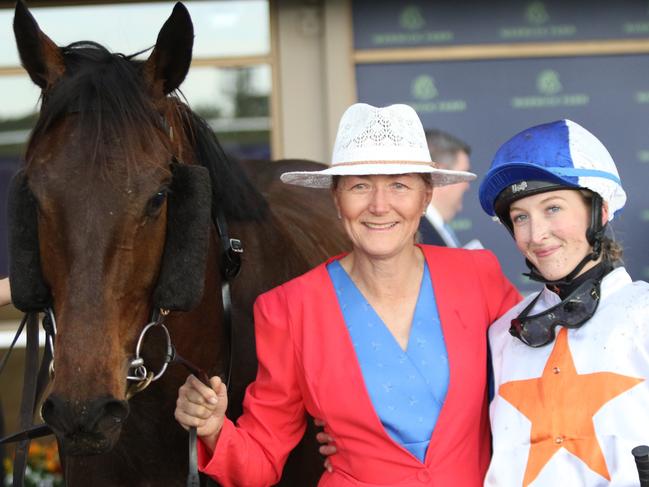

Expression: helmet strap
xmin=524 ymin=252 xmax=598 ymax=286
xmin=586 ymin=193 xmax=604 ymax=252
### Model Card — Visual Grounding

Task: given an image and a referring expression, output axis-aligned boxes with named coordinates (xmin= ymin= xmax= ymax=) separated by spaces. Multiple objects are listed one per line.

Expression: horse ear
xmin=143 ymin=2 xmax=194 ymax=98
xmin=13 ymin=0 xmax=65 ymax=89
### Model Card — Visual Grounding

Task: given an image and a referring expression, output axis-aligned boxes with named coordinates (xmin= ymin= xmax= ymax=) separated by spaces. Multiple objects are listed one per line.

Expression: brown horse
xmin=9 ymin=1 xmax=348 ymax=485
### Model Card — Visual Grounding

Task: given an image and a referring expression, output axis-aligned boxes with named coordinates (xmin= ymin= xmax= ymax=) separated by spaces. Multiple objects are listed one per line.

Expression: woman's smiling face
xmin=509 ymin=189 xmax=606 ymax=281
xmin=333 ymin=174 xmax=432 ymax=261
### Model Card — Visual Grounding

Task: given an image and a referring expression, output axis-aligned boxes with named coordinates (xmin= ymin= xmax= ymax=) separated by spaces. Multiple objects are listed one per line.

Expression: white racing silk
xmin=486 ymin=267 xmax=649 ymax=487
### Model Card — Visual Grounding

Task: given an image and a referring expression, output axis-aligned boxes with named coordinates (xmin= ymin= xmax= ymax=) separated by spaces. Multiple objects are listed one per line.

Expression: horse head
xmin=10 ymin=1 xmax=212 ymax=455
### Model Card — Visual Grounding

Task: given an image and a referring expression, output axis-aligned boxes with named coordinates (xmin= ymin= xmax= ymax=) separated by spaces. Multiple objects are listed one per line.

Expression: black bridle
xmin=185 ymin=207 xmax=242 ymax=487
xmin=0 ymin=312 xmax=53 ymax=487
xmin=0 ymin=208 xmax=243 ymax=487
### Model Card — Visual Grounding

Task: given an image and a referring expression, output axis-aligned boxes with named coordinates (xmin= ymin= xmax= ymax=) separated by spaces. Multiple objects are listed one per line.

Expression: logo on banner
xmin=500 ymin=2 xmax=575 ymax=40
xmin=511 ymin=69 xmax=589 ymax=109
xmin=400 ymin=6 xmax=425 ymax=31
xmin=526 ymin=1 xmax=550 ymax=25
xmin=536 ymin=70 xmax=562 ymax=95
xmin=635 ymin=90 xmax=649 ymax=104
xmin=624 ymin=3 xmax=649 ymax=34
xmin=450 ymin=218 xmax=472 ymax=231
xmin=408 ymin=75 xmax=466 ymax=113
xmin=371 ymin=5 xmax=453 ymax=46
xmin=638 ymin=150 xmax=649 ymax=162
xmin=411 ymin=75 xmax=438 ymax=100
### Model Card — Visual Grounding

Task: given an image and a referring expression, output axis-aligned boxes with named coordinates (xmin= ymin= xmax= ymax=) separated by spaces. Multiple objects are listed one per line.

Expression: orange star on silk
xmin=499 ymin=328 xmax=644 ymax=486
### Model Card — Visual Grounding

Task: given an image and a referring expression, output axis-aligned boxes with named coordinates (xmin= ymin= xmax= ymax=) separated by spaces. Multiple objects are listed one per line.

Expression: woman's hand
xmin=0 ymin=278 xmax=11 ymax=307
xmin=175 ymin=375 xmax=228 ymax=451
xmin=314 ymin=418 xmax=337 ymax=472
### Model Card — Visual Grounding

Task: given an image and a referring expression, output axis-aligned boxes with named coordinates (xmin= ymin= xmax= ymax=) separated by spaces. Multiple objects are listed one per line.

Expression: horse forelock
xmin=26 ymin=41 xmax=170 ymax=177
xmin=25 ymin=40 xmax=269 ymax=222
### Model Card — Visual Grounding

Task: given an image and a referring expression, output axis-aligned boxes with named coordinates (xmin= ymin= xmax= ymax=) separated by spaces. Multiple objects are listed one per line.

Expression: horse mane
xmin=175 ymin=103 xmax=268 ymax=221
xmin=25 ymin=40 xmax=268 ymax=221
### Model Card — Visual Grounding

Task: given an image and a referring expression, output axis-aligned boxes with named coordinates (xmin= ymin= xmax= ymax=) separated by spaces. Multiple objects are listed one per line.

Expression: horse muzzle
xmin=41 ymin=394 xmax=129 ymax=455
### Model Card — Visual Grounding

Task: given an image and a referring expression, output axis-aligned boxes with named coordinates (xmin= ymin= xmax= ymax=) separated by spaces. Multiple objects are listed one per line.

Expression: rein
xmin=0 ymin=208 xmax=243 ymax=487
xmin=0 ymin=311 xmax=55 ymax=487
xmin=184 ymin=208 xmax=242 ymax=487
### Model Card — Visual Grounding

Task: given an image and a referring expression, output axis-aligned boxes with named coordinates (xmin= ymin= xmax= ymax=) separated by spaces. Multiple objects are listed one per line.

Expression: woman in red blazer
xmin=175 ymin=103 xmax=520 ymax=487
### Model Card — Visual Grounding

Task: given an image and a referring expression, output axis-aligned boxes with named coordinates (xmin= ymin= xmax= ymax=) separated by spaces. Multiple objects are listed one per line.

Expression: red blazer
xmin=198 ymin=245 xmax=521 ymax=486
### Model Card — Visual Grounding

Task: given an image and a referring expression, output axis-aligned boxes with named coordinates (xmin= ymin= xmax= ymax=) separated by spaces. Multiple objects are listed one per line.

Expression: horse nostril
xmin=41 ymin=397 xmax=55 ymax=423
xmin=41 ymin=395 xmax=129 ymax=434
xmin=102 ymin=399 xmax=130 ymax=424
xmin=41 ymin=394 xmax=70 ymax=432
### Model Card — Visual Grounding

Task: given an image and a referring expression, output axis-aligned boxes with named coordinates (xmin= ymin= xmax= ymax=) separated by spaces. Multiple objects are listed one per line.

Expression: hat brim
xmin=281 ymin=162 xmax=476 ymax=189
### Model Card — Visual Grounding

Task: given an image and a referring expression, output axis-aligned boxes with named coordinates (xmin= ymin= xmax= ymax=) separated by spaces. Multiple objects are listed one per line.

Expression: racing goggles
xmin=509 ymin=278 xmax=602 ymax=348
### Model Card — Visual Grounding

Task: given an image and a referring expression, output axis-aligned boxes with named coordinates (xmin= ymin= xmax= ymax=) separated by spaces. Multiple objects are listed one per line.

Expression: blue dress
xmin=327 ymin=260 xmax=449 ymax=462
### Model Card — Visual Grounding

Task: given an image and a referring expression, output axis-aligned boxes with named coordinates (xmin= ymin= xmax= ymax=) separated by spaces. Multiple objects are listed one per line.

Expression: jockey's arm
xmin=0 ymin=278 xmax=11 ymax=307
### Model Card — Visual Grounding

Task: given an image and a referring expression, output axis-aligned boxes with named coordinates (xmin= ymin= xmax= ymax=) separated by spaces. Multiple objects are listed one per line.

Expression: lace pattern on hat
xmin=338 ymin=106 xmax=427 ymax=153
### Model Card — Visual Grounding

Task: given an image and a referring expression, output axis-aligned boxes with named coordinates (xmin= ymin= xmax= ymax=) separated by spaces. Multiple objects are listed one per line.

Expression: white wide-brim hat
xmin=280 ymin=103 xmax=476 ymax=188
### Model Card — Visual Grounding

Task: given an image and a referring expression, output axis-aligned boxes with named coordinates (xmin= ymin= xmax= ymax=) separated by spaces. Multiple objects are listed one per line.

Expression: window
xmin=0 ymin=0 xmax=273 ymax=275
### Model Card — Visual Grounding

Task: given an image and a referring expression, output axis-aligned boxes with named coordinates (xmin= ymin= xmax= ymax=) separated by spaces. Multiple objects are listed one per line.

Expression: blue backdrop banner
xmin=356 ymin=55 xmax=649 ymax=293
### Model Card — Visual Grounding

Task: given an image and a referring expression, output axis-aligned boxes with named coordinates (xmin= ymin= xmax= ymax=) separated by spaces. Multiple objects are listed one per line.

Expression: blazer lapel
xmin=421 ymin=246 xmax=471 ymax=465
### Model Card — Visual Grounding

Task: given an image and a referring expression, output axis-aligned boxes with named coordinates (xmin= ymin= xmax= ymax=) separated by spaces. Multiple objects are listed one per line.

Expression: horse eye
xmin=147 ymin=190 xmax=167 ymax=216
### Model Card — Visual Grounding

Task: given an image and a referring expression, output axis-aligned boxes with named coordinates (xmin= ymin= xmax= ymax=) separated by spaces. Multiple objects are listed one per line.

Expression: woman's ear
xmin=424 ymin=185 xmax=433 ymax=211
xmin=331 ymin=187 xmax=342 ymax=219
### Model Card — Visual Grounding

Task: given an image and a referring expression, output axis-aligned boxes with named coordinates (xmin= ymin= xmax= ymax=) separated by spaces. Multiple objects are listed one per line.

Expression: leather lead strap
xmin=0 ymin=424 xmax=52 ymax=444
xmin=186 ymin=280 xmax=234 ymax=487
xmin=0 ymin=313 xmax=55 ymax=483
xmin=220 ymin=281 xmax=233 ymax=391
xmin=187 ymin=427 xmax=200 ymax=487
xmin=13 ymin=313 xmax=39 ymax=487
xmin=215 ymin=207 xmax=239 ymax=394
xmin=34 ymin=339 xmax=53 ymax=410
xmin=185 ymin=209 xmax=241 ymax=487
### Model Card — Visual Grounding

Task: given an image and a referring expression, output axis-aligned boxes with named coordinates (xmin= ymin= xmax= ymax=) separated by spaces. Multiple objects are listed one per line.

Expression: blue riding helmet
xmin=479 ymin=119 xmax=626 ymax=222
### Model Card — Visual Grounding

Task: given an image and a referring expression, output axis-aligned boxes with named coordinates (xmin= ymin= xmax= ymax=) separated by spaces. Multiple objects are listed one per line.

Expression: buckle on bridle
xmin=230 ymin=238 xmax=243 ymax=253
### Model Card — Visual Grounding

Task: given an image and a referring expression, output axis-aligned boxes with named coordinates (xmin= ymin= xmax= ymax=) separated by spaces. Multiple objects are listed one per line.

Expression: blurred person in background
xmin=419 ymin=129 xmax=480 ymax=248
